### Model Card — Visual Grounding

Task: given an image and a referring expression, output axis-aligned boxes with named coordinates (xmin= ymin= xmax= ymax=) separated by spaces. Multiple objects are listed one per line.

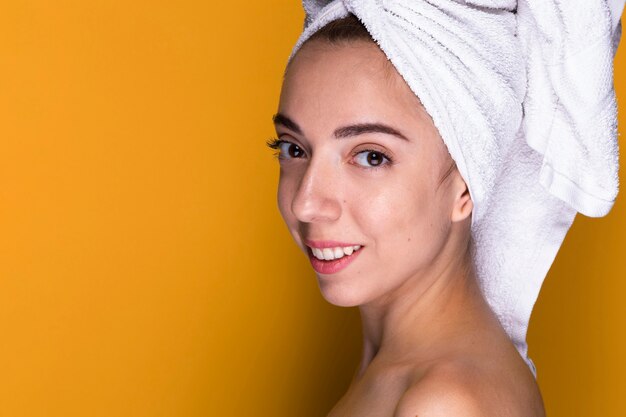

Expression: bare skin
xmin=274 ymin=39 xmax=546 ymax=416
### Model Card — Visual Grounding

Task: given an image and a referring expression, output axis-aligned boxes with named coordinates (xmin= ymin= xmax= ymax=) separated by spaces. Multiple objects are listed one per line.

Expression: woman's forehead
xmin=283 ymin=40 xmax=396 ymax=93
xmin=283 ymin=43 xmax=419 ymax=111
xmin=278 ymin=40 xmax=437 ymax=143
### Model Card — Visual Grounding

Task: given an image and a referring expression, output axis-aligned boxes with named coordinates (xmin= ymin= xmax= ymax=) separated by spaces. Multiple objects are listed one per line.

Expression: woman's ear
xmin=450 ymin=173 xmax=473 ymax=223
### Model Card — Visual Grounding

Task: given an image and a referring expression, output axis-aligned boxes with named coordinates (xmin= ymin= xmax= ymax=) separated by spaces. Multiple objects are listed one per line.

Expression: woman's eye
xmin=279 ymin=141 xmax=305 ymax=159
xmin=353 ymin=150 xmax=391 ymax=168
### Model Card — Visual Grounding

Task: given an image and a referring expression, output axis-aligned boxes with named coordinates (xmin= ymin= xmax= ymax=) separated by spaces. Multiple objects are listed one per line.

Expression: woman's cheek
xmin=277 ymin=175 xmax=296 ymax=225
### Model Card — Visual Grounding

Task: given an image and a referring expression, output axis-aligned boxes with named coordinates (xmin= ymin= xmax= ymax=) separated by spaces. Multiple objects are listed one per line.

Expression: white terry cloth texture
xmin=289 ymin=0 xmax=625 ymax=377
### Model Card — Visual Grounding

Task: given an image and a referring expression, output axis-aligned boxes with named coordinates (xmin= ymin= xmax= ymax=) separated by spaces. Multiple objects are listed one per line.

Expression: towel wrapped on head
xmin=289 ymin=0 xmax=625 ymax=377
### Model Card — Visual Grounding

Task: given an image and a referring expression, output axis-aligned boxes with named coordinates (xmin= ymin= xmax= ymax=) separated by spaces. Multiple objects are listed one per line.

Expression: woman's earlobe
xmin=451 ymin=187 xmax=473 ymax=223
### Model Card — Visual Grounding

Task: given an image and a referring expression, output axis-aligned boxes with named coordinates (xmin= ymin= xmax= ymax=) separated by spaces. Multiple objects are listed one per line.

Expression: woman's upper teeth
xmin=311 ymin=245 xmax=361 ymax=261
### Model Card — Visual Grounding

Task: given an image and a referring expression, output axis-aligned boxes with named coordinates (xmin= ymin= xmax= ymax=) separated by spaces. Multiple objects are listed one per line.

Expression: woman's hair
xmin=307 ymin=14 xmax=371 ymax=43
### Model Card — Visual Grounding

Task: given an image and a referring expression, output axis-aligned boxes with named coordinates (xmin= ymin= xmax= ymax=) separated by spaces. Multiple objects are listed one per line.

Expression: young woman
xmin=268 ymin=1 xmax=623 ymax=415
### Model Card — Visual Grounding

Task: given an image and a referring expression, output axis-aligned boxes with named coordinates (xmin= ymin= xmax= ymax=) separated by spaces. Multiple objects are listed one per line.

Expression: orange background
xmin=0 ymin=2 xmax=624 ymax=416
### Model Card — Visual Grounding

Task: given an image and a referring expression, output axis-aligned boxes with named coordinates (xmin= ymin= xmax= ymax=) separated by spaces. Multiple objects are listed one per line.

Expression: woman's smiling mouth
xmin=309 ymin=244 xmax=362 ymax=261
xmin=304 ymin=240 xmax=364 ymax=274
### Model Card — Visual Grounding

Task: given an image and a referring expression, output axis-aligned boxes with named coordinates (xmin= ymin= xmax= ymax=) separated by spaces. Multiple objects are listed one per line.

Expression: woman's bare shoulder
xmin=393 ymin=358 xmax=545 ymax=417
xmin=392 ymin=360 xmax=487 ymax=417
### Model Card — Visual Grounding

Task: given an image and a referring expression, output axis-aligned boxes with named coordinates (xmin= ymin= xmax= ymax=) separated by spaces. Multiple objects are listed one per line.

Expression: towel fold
xmin=290 ymin=0 xmax=624 ymax=377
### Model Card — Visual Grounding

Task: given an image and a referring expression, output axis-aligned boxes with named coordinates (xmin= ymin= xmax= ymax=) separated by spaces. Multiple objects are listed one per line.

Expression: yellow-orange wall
xmin=0 ymin=2 xmax=624 ymax=416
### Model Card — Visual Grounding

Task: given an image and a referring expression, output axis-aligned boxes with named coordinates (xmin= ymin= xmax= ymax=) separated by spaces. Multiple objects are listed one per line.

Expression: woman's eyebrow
xmin=333 ymin=123 xmax=409 ymax=141
xmin=273 ymin=113 xmax=408 ymax=141
xmin=272 ymin=113 xmax=302 ymax=134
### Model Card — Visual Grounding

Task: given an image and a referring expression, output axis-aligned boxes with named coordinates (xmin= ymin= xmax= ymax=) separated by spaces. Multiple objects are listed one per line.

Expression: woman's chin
xmin=317 ymin=278 xmax=367 ymax=307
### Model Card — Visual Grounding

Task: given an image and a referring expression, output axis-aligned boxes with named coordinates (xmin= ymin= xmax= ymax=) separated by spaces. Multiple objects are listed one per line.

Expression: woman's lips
xmin=303 ymin=239 xmax=364 ymax=274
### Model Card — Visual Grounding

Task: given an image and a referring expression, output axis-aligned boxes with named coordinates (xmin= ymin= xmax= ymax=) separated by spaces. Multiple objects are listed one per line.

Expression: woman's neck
xmin=356 ymin=249 xmax=491 ymax=377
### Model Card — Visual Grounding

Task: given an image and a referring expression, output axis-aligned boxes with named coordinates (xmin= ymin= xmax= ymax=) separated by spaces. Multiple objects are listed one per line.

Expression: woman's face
xmin=274 ymin=40 xmax=471 ymax=307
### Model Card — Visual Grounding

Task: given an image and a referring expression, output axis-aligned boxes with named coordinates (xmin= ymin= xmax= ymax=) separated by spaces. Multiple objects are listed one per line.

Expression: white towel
xmin=289 ymin=0 xmax=624 ymax=377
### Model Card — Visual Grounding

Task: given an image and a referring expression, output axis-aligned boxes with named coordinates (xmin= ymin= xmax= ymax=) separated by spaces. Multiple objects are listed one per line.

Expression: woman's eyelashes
xmin=352 ymin=148 xmax=393 ymax=169
xmin=266 ymin=138 xmax=393 ymax=170
xmin=266 ymin=138 xmax=305 ymax=159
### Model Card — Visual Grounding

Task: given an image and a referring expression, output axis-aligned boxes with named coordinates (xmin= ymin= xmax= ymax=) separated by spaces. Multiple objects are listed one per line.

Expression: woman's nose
xmin=291 ymin=159 xmax=342 ymax=224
